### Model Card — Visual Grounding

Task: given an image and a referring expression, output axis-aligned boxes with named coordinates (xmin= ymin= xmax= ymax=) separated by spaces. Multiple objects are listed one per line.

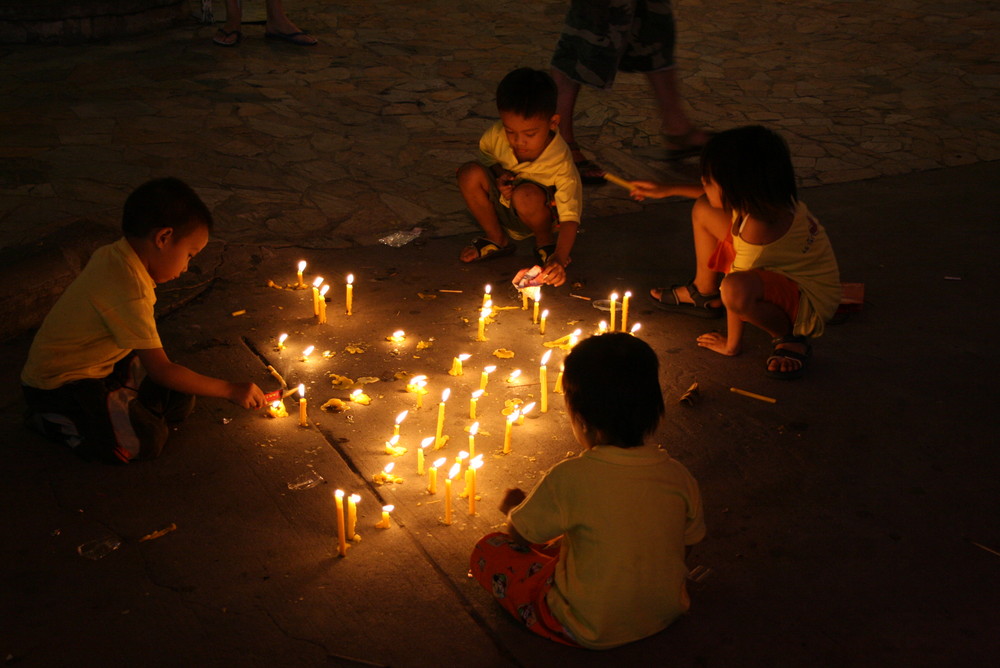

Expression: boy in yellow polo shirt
xmin=21 ymin=178 xmax=265 ymax=464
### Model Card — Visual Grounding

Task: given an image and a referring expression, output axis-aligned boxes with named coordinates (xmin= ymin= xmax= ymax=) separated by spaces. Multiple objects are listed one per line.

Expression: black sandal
xmin=650 ymin=283 xmax=723 ymax=319
xmin=534 ymin=244 xmax=557 ymax=266
xmin=567 ymin=141 xmax=607 ymax=185
xmin=462 ymin=237 xmax=515 ymax=263
xmin=766 ymin=334 xmax=812 ymax=380
xmin=663 ymin=129 xmax=714 ymax=161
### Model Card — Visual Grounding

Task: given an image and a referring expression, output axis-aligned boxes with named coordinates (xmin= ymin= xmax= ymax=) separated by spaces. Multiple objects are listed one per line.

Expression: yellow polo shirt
xmin=22 ymin=237 xmax=161 ymax=390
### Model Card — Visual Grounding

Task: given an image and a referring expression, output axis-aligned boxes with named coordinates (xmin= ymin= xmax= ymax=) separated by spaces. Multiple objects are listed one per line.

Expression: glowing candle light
xmin=444 ymin=463 xmax=460 ymax=525
xmin=268 ymin=400 xmax=288 ymax=418
xmin=277 ymin=333 xmax=288 ymax=350
xmin=621 ymin=291 xmax=632 ymax=332
xmin=503 ymin=411 xmax=517 ymax=454
xmin=302 ymin=345 xmax=314 ymax=361
xmin=428 ymin=457 xmax=446 ymax=494
xmin=296 ymin=260 xmax=307 ymax=288
xmin=347 ymin=494 xmax=360 ymax=541
xmin=598 ymin=320 xmax=608 ymax=334
xmin=318 ymin=284 xmax=330 ymax=324
xmin=506 ymin=369 xmax=522 ymax=384
xmin=469 ymin=390 xmax=484 ymax=419
xmin=476 ymin=306 xmax=489 ymax=341
xmin=312 ymin=276 xmax=324 ymax=316
xmin=393 ymin=410 xmax=409 ymax=437
xmin=418 ymin=436 xmax=433 ymax=475
xmin=435 ymin=388 xmax=450 ymax=448
xmin=533 ymin=293 xmax=541 ymax=324
xmin=540 ymin=309 xmax=548 ymax=335
xmin=345 ymin=274 xmax=354 ymax=315
xmin=479 ymin=365 xmax=496 ymax=391
xmin=468 ymin=421 xmax=479 ymax=458
xmin=482 ymin=284 xmax=492 ymax=308
xmin=518 ymin=402 xmax=535 ymax=425
xmin=569 ymin=328 xmax=582 ymax=348
xmin=610 ymin=292 xmax=618 ymax=332
xmin=375 ymin=505 xmax=394 ymax=529
xmin=554 ymin=364 xmax=564 ymax=394
xmin=334 ymin=489 xmax=347 ymax=557
xmin=449 ymin=353 xmax=471 ymax=376
xmin=630 ymin=323 xmax=641 ymax=336
xmin=388 ymin=330 xmax=405 ymax=344
xmin=540 ymin=350 xmax=551 ymax=413
xmin=468 ymin=455 xmax=483 ymax=515
xmin=298 ymin=384 xmax=307 ymax=427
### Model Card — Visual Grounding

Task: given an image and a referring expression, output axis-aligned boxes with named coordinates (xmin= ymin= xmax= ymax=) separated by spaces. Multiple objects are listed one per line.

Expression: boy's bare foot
xmin=696 ymin=332 xmax=740 ymax=356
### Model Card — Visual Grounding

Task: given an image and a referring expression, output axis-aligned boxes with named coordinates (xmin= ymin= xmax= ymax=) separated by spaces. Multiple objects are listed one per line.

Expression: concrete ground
xmin=1 ymin=1 xmax=999 ymax=666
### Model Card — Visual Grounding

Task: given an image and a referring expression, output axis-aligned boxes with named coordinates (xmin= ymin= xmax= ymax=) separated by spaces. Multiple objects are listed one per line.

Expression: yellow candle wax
xmin=296 ymin=260 xmax=307 ymax=288
xmin=506 ymin=369 xmax=522 ymax=384
xmin=476 ymin=307 xmax=488 ymax=341
xmin=345 ymin=274 xmax=354 ymax=315
xmin=435 ymin=389 xmax=450 ymax=448
xmin=479 ymin=365 xmax=496 ymax=391
xmin=394 ymin=410 xmax=408 ymax=437
xmin=554 ymin=366 xmax=564 ymax=394
xmin=540 ymin=350 xmax=551 ymax=413
xmin=469 ymin=390 xmax=484 ymax=419
xmin=610 ymin=292 xmax=618 ymax=333
xmin=347 ymin=494 xmax=360 ymax=541
xmin=312 ymin=276 xmax=324 ymax=316
xmin=418 ymin=437 xmax=433 ymax=475
xmin=482 ymin=284 xmax=491 ymax=309
xmin=334 ymin=489 xmax=347 ymax=557
xmin=533 ymin=294 xmax=541 ymax=324
xmin=298 ymin=384 xmax=308 ymax=427
xmin=522 ymin=291 xmax=529 ymax=310
xmin=444 ymin=463 xmax=461 ymax=525
xmin=468 ymin=455 xmax=483 ymax=515
xmin=503 ymin=412 xmax=516 ymax=454
xmin=518 ymin=402 xmax=535 ymax=425
xmin=598 ymin=320 xmax=608 ymax=334
xmin=267 ymin=400 xmax=288 ymax=418
xmin=302 ymin=345 xmax=314 ymax=361
xmin=621 ymin=291 xmax=631 ymax=332
xmin=375 ymin=505 xmax=394 ymax=529
xmin=428 ymin=457 xmax=446 ymax=494
xmin=318 ymin=284 xmax=329 ymax=324
xmin=277 ymin=333 xmax=288 ymax=350
xmin=540 ymin=309 xmax=548 ymax=335
xmin=449 ymin=353 xmax=470 ymax=376
xmin=468 ymin=421 xmax=479 ymax=458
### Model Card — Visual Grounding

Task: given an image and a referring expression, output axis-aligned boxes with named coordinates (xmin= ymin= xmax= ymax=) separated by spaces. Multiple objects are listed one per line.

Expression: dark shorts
xmin=486 ymin=173 xmax=558 ymax=241
xmin=22 ymin=354 xmax=195 ymax=464
xmin=551 ymin=0 xmax=677 ymax=89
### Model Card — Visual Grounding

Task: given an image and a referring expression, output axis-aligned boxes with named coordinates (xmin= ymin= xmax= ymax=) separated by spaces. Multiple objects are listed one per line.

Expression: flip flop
xmin=213 ymin=28 xmax=242 ymax=47
xmin=766 ymin=335 xmax=811 ymax=380
xmin=462 ymin=237 xmax=515 ymax=263
xmin=650 ymin=283 xmax=723 ymax=319
xmin=265 ymin=30 xmax=318 ymax=46
xmin=663 ymin=129 xmax=715 ymax=160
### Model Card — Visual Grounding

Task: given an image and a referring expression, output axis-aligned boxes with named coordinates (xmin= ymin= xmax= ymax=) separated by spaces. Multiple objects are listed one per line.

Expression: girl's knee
xmin=720 ymin=272 xmax=760 ymax=313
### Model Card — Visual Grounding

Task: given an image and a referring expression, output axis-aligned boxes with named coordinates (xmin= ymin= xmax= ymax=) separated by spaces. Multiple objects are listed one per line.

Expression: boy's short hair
xmin=700 ymin=125 xmax=797 ymax=221
xmin=122 ymin=177 xmax=213 ymax=239
xmin=563 ymin=333 xmax=665 ymax=448
xmin=496 ymin=68 xmax=558 ymax=120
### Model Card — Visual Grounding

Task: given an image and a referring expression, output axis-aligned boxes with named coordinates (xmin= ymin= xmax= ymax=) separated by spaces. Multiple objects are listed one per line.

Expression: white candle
xmin=345 ymin=274 xmax=354 ymax=315
xmin=540 ymin=350 xmax=551 ymax=413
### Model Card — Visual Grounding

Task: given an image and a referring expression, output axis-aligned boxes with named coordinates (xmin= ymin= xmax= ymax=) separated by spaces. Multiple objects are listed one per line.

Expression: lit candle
xmin=298 ymin=384 xmax=307 ymax=427
xmin=428 ymin=457 xmax=446 ymax=494
xmin=449 ymin=353 xmax=471 ymax=376
xmin=277 ymin=333 xmax=288 ymax=350
xmin=521 ymin=291 xmax=529 ymax=310
xmin=533 ymin=293 xmax=541 ymax=324
xmin=503 ymin=411 xmax=517 ymax=454
xmin=468 ymin=421 xmax=479 ymax=458
xmin=630 ymin=323 xmax=641 ymax=336
xmin=317 ymin=284 xmax=330 ymax=324
xmin=296 ymin=260 xmax=307 ymax=288
xmin=375 ymin=505 xmax=394 ymax=529
xmin=268 ymin=400 xmax=288 ymax=418
xmin=435 ymin=388 xmax=450 ymax=448
xmin=418 ymin=436 xmax=433 ymax=475
xmin=479 ymin=365 xmax=496 ymax=391
xmin=598 ymin=320 xmax=608 ymax=334
xmin=609 ymin=292 xmax=618 ymax=332
xmin=554 ymin=364 xmax=564 ymax=394
xmin=469 ymin=390 xmax=484 ymax=419
xmin=409 ymin=375 xmax=428 ymax=408
xmin=569 ymin=328 xmax=582 ymax=348
xmin=476 ymin=306 xmax=489 ymax=341
xmin=388 ymin=330 xmax=405 ymax=344
xmin=312 ymin=276 xmax=324 ymax=316
xmin=506 ymin=369 xmax=521 ymax=384
xmin=468 ymin=455 xmax=483 ymax=515
xmin=393 ymin=410 xmax=408 ymax=437
xmin=302 ymin=345 xmax=314 ymax=361
xmin=444 ymin=463 xmax=460 ymax=525
xmin=334 ymin=489 xmax=347 ymax=557
xmin=540 ymin=350 xmax=551 ymax=413
xmin=482 ymin=284 xmax=491 ymax=309
xmin=518 ymin=402 xmax=535 ymax=425
xmin=345 ymin=274 xmax=354 ymax=315
xmin=621 ymin=291 xmax=631 ymax=332
xmin=347 ymin=494 xmax=360 ymax=541
xmin=539 ymin=309 xmax=548 ymax=335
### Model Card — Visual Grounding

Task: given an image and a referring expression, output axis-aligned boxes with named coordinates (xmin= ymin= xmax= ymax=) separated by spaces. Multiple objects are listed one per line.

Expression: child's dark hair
xmin=122 ymin=177 xmax=213 ymax=239
xmin=562 ymin=333 xmax=665 ymax=448
xmin=700 ymin=125 xmax=797 ymax=221
xmin=496 ymin=68 xmax=558 ymax=120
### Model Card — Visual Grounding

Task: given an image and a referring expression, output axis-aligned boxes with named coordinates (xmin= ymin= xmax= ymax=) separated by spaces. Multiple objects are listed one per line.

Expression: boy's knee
xmin=511 ymin=184 xmax=552 ymax=226
xmin=457 ymin=162 xmax=489 ymax=189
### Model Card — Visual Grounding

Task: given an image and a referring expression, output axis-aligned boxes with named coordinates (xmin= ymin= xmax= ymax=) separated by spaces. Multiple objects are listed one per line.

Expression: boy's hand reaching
xmin=499 ymin=487 xmax=527 ymax=514
xmin=536 ymin=257 xmax=568 ymax=287
xmin=496 ymin=170 xmax=517 ymax=200
xmin=229 ymin=382 xmax=266 ymax=410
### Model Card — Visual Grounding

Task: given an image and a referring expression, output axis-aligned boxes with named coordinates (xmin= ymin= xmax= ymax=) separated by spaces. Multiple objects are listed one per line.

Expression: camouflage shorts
xmin=551 ymin=0 xmax=676 ymax=89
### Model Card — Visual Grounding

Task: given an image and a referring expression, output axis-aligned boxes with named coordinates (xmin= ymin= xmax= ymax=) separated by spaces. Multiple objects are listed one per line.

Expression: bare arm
xmin=499 ymin=487 xmax=531 ymax=547
xmin=629 ymin=180 xmax=705 ymax=201
xmin=136 ymin=347 xmax=266 ymax=409
xmin=537 ymin=219 xmax=578 ymax=287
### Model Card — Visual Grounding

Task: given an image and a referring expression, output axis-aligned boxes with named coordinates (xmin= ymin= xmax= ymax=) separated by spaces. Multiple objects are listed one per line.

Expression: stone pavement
xmin=1 ymin=0 xmax=997 ymax=252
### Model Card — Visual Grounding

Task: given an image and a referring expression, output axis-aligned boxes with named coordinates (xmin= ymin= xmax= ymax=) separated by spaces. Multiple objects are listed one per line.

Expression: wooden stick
xmin=603 ymin=172 xmax=634 ymax=191
xmin=730 ymin=387 xmax=777 ymax=404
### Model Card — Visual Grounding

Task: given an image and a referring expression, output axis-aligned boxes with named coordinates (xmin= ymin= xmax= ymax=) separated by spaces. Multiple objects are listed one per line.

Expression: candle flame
xmin=534 ymin=292 xmax=541 ymax=303
xmin=297 ymin=383 xmax=305 ymax=397
xmin=271 ymin=400 xmax=281 ymax=409
xmin=471 ymin=389 xmax=484 ymax=399
xmin=420 ymin=437 xmax=434 ymax=449
xmin=507 ymin=369 xmax=521 ymax=381
xmin=349 ymin=494 xmax=361 ymax=503
xmin=320 ymin=284 xmax=330 ymax=296
xmin=541 ymin=350 xmax=552 ymax=366
xmin=522 ymin=402 xmax=536 ymax=416
xmin=395 ymin=410 xmax=409 ymax=425
xmin=303 ymin=345 xmax=314 ymax=357
xmin=432 ymin=457 xmax=447 ymax=468
xmin=313 ymin=276 xmax=324 ymax=288
xmin=278 ymin=333 xmax=288 ymax=344
xmin=508 ymin=410 xmax=520 ymax=423
xmin=470 ymin=454 xmax=484 ymax=469
xmin=457 ymin=451 xmax=469 ymax=461
xmin=484 ymin=284 xmax=491 ymax=294
xmin=541 ymin=309 xmax=549 ymax=319
xmin=624 ymin=290 xmax=632 ymax=298
xmin=599 ymin=320 xmax=608 ymax=333
xmin=298 ymin=260 xmax=307 ymax=272
xmin=611 ymin=292 xmax=619 ymax=301
xmin=351 ymin=389 xmax=362 ymax=398
xmin=383 ymin=505 xmax=394 ymax=512
xmin=335 ymin=489 xmax=345 ymax=499
xmin=458 ymin=353 xmax=471 ymax=361
xmin=479 ymin=306 xmax=490 ymax=318
xmin=442 ymin=388 xmax=451 ymax=402
xmin=483 ymin=365 xmax=496 ymax=373
xmin=631 ymin=323 xmax=641 ymax=334
xmin=448 ymin=463 xmax=461 ymax=479
xmin=384 ymin=462 xmax=395 ymax=474
xmin=347 ymin=274 xmax=354 ymax=285
xmin=388 ymin=434 xmax=400 ymax=446
xmin=470 ymin=421 xmax=479 ymax=435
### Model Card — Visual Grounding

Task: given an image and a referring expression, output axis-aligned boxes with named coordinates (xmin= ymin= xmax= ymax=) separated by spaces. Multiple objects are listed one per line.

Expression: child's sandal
xmin=766 ymin=335 xmax=811 ymax=380
xmin=650 ymin=282 xmax=724 ymax=319
xmin=462 ymin=237 xmax=515 ymax=263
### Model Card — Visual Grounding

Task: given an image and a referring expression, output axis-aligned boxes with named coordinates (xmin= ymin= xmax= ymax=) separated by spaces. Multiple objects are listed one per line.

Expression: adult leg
xmin=265 ymin=0 xmax=317 ymax=44
xmin=213 ymin=0 xmax=242 ymax=46
xmin=552 ymin=68 xmax=582 ymax=150
xmin=646 ymin=68 xmax=712 ymax=149
xmin=457 ymin=162 xmax=510 ymax=262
